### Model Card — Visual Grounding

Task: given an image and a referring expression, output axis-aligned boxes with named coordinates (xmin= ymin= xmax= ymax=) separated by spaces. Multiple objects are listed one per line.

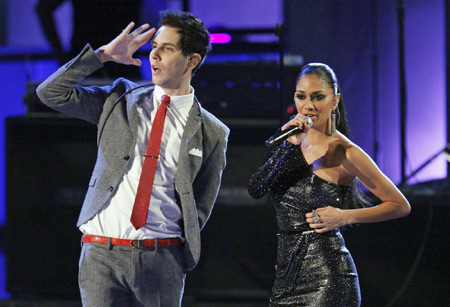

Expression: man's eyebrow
xmin=151 ymin=41 xmax=180 ymax=48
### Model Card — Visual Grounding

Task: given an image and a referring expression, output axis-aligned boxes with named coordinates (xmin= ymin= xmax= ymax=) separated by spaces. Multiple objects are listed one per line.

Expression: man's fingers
xmin=122 ymin=22 xmax=135 ymax=35
xmin=136 ymin=28 xmax=157 ymax=46
xmin=140 ymin=27 xmax=157 ymax=39
xmin=130 ymin=23 xmax=150 ymax=36
xmin=131 ymin=58 xmax=142 ymax=67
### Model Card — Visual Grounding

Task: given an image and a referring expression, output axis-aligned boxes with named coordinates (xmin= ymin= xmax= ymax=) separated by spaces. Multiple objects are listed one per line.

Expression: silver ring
xmin=304 ymin=116 xmax=313 ymax=128
xmin=313 ymin=210 xmax=320 ymax=224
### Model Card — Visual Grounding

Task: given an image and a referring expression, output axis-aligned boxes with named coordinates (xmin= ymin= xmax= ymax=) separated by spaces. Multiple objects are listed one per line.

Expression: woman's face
xmin=294 ymin=73 xmax=339 ymax=131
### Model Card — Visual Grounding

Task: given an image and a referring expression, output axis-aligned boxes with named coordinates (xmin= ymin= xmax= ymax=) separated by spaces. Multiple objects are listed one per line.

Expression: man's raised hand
xmin=96 ymin=22 xmax=156 ymax=66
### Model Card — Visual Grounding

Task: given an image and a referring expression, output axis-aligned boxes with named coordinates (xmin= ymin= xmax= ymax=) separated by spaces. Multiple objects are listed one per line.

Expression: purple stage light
xmin=210 ymin=33 xmax=232 ymax=44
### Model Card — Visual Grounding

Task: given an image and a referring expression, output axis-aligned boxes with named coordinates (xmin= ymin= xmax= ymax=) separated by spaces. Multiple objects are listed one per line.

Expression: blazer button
xmin=108 ymin=186 xmax=114 ymax=192
xmin=124 ymin=155 xmax=130 ymax=161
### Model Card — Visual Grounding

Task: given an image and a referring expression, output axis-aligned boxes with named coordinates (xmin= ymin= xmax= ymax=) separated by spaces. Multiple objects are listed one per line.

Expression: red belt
xmin=82 ymin=235 xmax=181 ymax=248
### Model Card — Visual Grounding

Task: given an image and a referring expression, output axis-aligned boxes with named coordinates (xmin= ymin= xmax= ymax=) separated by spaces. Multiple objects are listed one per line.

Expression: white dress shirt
xmin=80 ymin=85 xmax=194 ymax=239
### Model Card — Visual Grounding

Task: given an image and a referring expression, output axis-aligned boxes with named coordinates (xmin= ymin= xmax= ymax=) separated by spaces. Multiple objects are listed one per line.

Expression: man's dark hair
xmin=159 ymin=10 xmax=211 ymax=76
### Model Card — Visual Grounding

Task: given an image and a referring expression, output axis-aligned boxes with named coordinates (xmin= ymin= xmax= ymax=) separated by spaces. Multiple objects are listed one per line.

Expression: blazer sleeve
xmin=35 ymin=44 xmax=122 ymax=125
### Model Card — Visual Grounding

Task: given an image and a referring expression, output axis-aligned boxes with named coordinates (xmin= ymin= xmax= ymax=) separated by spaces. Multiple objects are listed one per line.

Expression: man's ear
xmin=188 ymin=53 xmax=201 ymax=69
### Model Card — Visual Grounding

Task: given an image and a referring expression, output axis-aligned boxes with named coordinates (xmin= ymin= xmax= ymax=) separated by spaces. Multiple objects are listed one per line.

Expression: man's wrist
xmin=95 ymin=48 xmax=108 ymax=63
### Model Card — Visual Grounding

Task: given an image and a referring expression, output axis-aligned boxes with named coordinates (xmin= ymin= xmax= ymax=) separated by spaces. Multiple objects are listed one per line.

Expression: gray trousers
xmin=79 ymin=241 xmax=186 ymax=307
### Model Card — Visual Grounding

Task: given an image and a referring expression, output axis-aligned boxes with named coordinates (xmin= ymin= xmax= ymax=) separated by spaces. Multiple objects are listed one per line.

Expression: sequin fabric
xmin=248 ymin=142 xmax=361 ymax=307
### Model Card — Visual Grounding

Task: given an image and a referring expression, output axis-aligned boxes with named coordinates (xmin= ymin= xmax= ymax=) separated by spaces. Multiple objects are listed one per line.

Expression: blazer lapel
xmin=182 ymin=98 xmax=202 ymax=141
xmin=177 ymin=101 xmax=203 ymax=177
xmin=126 ymin=87 xmax=154 ymax=138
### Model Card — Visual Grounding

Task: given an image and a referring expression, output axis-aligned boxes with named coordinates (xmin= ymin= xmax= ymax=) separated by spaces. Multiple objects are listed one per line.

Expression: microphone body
xmin=265 ymin=116 xmax=312 ymax=148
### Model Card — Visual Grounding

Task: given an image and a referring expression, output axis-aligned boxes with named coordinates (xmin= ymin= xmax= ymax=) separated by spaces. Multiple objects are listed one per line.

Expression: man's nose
xmin=150 ymin=48 xmax=160 ymax=59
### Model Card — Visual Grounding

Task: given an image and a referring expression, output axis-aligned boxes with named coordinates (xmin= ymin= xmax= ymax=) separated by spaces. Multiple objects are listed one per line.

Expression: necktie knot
xmin=161 ymin=95 xmax=170 ymax=106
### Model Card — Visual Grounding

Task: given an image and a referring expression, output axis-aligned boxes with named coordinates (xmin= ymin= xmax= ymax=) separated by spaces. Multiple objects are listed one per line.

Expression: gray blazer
xmin=36 ymin=44 xmax=230 ymax=270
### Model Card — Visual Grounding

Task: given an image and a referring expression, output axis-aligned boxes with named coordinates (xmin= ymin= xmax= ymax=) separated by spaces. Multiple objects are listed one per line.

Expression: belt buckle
xmin=130 ymin=240 xmax=144 ymax=248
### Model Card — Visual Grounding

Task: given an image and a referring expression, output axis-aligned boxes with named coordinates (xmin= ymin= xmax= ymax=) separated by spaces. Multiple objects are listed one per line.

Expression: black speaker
xmin=191 ymin=63 xmax=300 ymax=120
xmin=6 ymin=116 xmax=97 ymax=298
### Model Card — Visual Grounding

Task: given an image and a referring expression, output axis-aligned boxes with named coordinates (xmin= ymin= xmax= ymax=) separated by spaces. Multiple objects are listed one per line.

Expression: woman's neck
xmin=302 ymin=128 xmax=332 ymax=146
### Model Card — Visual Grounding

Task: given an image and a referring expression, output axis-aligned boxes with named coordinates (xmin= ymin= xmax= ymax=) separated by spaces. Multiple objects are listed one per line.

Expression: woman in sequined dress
xmin=248 ymin=63 xmax=410 ymax=307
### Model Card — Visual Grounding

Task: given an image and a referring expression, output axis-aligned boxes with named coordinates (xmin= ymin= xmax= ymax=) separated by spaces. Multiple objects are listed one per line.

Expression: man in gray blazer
xmin=36 ymin=10 xmax=229 ymax=306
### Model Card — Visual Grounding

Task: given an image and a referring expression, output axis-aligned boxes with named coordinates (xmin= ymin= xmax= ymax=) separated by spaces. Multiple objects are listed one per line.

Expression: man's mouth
xmin=152 ymin=65 xmax=161 ymax=73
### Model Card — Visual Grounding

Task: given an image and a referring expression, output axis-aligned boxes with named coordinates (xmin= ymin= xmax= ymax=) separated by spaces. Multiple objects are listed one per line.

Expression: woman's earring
xmin=331 ymin=109 xmax=337 ymax=137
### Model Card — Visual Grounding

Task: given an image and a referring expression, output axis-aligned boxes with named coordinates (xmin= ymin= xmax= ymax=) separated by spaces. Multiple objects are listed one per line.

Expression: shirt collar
xmin=154 ymin=85 xmax=195 ymax=110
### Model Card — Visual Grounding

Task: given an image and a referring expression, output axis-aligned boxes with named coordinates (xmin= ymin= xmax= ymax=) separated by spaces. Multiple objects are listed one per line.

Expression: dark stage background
xmin=1 ymin=0 xmax=449 ymax=306
xmin=4 ymin=116 xmax=450 ymax=306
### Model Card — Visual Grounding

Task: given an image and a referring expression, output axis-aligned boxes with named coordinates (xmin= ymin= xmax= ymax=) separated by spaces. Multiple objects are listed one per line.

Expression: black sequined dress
xmin=248 ymin=142 xmax=361 ymax=307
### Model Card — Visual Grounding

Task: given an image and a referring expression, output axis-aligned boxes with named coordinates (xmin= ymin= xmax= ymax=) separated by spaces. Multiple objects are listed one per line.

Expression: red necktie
xmin=130 ymin=94 xmax=170 ymax=230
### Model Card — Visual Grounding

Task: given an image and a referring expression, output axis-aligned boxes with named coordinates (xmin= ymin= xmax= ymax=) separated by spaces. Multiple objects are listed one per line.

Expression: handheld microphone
xmin=265 ymin=116 xmax=313 ymax=148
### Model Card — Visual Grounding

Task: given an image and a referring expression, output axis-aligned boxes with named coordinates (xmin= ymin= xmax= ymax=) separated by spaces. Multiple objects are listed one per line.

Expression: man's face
xmin=149 ymin=26 xmax=192 ymax=96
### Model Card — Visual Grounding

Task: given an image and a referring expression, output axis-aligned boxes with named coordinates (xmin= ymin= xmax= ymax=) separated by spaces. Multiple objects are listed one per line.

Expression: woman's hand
xmin=96 ymin=22 xmax=156 ymax=66
xmin=306 ymin=206 xmax=347 ymax=233
xmin=282 ymin=114 xmax=311 ymax=145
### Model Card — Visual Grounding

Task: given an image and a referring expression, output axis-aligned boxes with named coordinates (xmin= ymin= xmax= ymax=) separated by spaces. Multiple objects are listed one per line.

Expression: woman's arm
xmin=248 ymin=142 xmax=308 ymax=199
xmin=306 ymin=145 xmax=411 ymax=232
